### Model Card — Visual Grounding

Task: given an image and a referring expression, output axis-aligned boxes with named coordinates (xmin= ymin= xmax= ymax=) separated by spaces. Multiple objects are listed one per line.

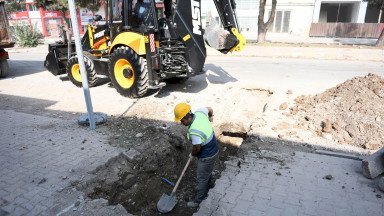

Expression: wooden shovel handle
xmin=171 ymin=156 xmax=193 ymax=194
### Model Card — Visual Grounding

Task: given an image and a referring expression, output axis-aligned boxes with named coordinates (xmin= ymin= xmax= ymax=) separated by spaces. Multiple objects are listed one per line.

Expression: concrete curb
xmin=362 ymin=147 xmax=384 ymax=179
xmin=207 ymin=46 xmax=384 ymax=61
xmin=315 ymin=150 xmax=364 ymax=161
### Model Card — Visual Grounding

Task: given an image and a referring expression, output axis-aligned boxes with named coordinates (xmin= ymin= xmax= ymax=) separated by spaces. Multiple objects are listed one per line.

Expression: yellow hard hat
xmin=174 ymin=103 xmax=191 ymax=122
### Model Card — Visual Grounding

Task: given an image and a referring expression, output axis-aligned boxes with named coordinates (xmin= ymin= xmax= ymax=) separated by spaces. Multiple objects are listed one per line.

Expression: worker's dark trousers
xmin=195 ymin=152 xmax=218 ymax=203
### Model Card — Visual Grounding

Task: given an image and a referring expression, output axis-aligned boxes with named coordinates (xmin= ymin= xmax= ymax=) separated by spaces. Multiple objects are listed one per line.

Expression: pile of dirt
xmin=77 ymin=116 xmax=238 ymax=216
xmin=290 ymin=73 xmax=384 ymax=150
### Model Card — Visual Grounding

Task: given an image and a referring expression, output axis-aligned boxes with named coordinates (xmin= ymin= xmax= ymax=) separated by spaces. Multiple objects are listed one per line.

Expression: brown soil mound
xmin=291 ymin=73 xmax=384 ymax=150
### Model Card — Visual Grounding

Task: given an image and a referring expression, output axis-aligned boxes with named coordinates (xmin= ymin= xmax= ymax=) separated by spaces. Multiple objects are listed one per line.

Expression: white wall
xmin=28 ymin=11 xmax=44 ymax=32
xmin=264 ymin=0 xmax=315 ymax=35
xmin=202 ymin=0 xmax=317 ymax=36
xmin=201 ymin=0 xmax=260 ymax=32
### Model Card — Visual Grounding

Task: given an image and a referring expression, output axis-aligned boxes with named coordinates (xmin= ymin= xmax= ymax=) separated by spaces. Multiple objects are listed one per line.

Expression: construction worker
xmin=174 ymin=103 xmax=219 ymax=208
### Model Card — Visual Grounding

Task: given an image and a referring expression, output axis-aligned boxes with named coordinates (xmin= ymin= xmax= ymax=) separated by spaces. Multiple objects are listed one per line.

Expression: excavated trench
xmin=77 ymin=117 xmax=243 ymax=216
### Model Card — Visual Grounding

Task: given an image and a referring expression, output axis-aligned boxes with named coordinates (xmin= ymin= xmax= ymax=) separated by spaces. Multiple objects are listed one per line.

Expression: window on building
xmin=269 ymin=10 xmax=291 ymax=33
xmin=237 ymin=0 xmax=258 ymax=10
xmin=237 ymin=16 xmax=258 ymax=32
xmin=29 ymin=4 xmax=39 ymax=11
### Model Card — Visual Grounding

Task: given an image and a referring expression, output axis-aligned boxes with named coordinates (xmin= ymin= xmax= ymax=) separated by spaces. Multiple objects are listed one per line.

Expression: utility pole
xmin=67 ymin=0 xmax=96 ymax=129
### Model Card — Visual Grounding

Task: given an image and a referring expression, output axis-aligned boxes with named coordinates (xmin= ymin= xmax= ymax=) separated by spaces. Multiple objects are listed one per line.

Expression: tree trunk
xmin=257 ymin=0 xmax=277 ymax=43
xmin=60 ymin=10 xmax=73 ymax=59
xmin=376 ymin=27 xmax=384 ymax=46
xmin=258 ymin=30 xmax=266 ymax=42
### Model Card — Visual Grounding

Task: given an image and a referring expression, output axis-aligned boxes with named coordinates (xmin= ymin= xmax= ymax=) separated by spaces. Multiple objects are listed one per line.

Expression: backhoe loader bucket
xmin=204 ymin=12 xmax=238 ymax=53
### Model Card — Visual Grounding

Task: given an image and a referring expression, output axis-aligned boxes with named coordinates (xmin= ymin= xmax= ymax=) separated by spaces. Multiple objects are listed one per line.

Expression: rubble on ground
xmin=74 ymin=116 xmax=237 ymax=215
xmin=289 ymin=73 xmax=384 ymax=150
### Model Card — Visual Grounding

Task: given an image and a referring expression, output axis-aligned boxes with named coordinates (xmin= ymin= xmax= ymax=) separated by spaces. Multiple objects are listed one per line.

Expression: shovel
xmin=157 ymin=155 xmax=193 ymax=213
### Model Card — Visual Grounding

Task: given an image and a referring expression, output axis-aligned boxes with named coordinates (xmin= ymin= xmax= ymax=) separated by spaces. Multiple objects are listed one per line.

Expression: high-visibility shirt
xmin=187 ymin=111 xmax=218 ymax=158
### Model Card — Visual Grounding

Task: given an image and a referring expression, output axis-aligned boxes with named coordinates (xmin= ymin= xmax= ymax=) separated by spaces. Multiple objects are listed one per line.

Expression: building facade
xmin=9 ymin=0 xmax=84 ymax=37
xmin=312 ymin=0 xmax=367 ymax=23
xmin=9 ymin=0 xmax=376 ymax=39
xmin=201 ymin=0 xmax=370 ymax=38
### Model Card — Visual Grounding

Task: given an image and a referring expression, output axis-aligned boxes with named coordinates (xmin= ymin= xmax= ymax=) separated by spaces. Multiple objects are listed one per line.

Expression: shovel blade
xmin=157 ymin=193 xmax=177 ymax=213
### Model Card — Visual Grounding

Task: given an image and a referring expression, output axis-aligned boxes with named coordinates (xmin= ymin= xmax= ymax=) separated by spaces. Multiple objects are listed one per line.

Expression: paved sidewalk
xmin=0 ymin=110 xmax=121 ymax=215
xmin=196 ymin=150 xmax=384 ymax=216
xmin=207 ymin=45 xmax=384 ymax=62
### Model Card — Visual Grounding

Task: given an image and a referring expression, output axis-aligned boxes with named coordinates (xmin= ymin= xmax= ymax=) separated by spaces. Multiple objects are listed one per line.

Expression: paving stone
xmin=222 ymin=191 xmax=240 ymax=204
xmin=0 ymin=209 xmax=9 ymax=216
xmin=24 ymin=204 xmax=48 ymax=216
xmin=197 ymin=150 xmax=383 ymax=216
xmin=254 ymin=187 xmax=273 ymax=200
xmin=1 ymin=204 xmax=16 ymax=213
xmin=247 ymin=208 xmax=265 ymax=216
xmin=232 ymin=199 xmax=253 ymax=214
xmin=238 ymin=188 xmax=255 ymax=201
xmin=0 ymin=190 xmax=8 ymax=198
xmin=229 ymin=210 xmax=247 ymax=216
xmin=284 ymin=192 xmax=303 ymax=206
xmin=13 ymin=206 xmax=28 ymax=215
xmin=265 ymin=207 xmax=284 ymax=216
xmin=210 ymin=181 xmax=229 ymax=195
xmin=281 ymin=203 xmax=300 ymax=216
xmin=20 ymin=202 xmax=34 ymax=211
xmin=0 ymin=111 xmax=120 ymax=215
xmin=269 ymin=195 xmax=287 ymax=209
xmin=314 ymin=209 xmax=336 ymax=216
xmin=226 ymin=181 xmax=244 ymax=193
xmin=216 ymin=202 xmax=235 ymax=216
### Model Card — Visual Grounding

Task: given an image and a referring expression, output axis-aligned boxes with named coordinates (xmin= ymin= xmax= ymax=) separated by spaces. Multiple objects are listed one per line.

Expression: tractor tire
xmin=109 ymin=47 xmax=149 ymax=98
xmin=165 ymin=77 xmax=189 ymax=84
xmin=0 ymin=60 xmax=9 ymax=78
xmin=66 ymin=52 xmax=99 ymax=87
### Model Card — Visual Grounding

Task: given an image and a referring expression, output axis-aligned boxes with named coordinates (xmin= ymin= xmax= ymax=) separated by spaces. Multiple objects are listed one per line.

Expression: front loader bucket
xmin=44 ymin=42 xmax=74 ymax=76
xmin=44 ymin=51 xmax=62 ymax=76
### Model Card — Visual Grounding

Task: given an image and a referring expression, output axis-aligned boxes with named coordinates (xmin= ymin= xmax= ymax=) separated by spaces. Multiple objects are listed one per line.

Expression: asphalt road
xmin=2 ymin=52 xmax=383 ymax=118
xmin=205 ymin=56 xmax=384 ymax=95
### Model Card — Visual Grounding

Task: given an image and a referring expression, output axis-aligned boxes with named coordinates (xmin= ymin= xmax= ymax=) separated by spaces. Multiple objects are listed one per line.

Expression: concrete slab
xmin=362 ymin=147 xmax=384 ymax=179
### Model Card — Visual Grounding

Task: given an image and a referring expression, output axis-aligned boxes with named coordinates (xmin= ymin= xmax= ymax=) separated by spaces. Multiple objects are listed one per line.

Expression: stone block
xmin=217 ymin=135 xmax=243 ymax=148
xmin=362 ymin=147 xmax=384 ymax=179
xmin=218 ymin=122 xmax=248 ymax=136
